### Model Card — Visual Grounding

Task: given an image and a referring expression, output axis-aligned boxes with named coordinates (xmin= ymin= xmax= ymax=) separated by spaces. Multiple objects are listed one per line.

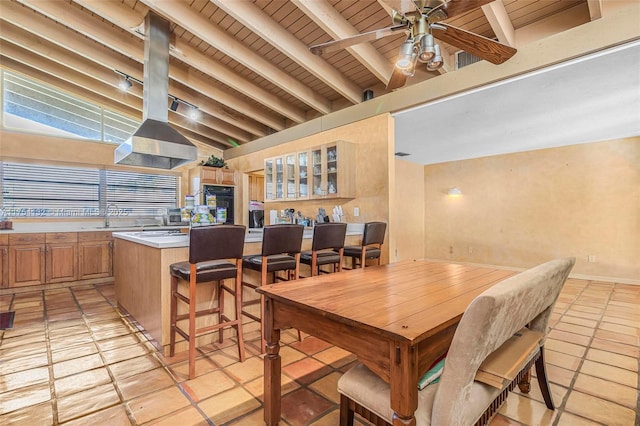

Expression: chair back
xmin=431 ymin=257 xmax=575 ymax=425
xmin=362 ymin=222 xmax=386 ymax=246
xmin=261 ymin=224 xmax=304 ymax=256
xmin=188 ymin=225 xmax=246 ymax=264
xmin=311 ymin=222 xmax=347 ymax=251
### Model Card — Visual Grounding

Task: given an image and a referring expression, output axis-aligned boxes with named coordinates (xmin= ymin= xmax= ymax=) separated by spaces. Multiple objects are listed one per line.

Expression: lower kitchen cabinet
xmin=0 ymin=235 xmax=8 ymax=288
xmin=46 ymin=233 xmax=78 ymax=283
xmin=3 ymin=231 xmax=113 ymax=288
xmin=78 ymin=232 xmax=113 ymax=280
xmin=8 ymin=234 xmax=46 ymax=287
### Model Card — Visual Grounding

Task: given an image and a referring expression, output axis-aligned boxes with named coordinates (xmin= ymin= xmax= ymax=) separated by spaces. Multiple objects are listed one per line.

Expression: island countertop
xmin=112 ymin=223 xmax=364 ymax=249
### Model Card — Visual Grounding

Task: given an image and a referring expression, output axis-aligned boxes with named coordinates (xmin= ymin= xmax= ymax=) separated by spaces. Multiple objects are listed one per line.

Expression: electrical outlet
xmin=353 ymin=207 xmax=360 ymax=217
xmin=588 ymin=255 xmax=596 ymax=263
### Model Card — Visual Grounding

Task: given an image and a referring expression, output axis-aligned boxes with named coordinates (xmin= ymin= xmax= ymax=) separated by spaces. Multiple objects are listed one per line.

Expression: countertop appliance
xmin=166 ymin=208 xmax=183 ymax=225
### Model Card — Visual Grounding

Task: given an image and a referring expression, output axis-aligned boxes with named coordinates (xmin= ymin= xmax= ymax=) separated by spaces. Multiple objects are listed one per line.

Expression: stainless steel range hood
xmin=115 ymin=12 xmax=197 ymax=169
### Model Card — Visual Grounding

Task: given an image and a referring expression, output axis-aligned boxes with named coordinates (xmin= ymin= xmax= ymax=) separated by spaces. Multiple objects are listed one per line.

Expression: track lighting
xmin=170 ymin=97 xmax=179 ymax=111
xmin=187 ymin=107 xmax=200 ymax=121
xmin=119 ymin=77 xmax=132 ymax=91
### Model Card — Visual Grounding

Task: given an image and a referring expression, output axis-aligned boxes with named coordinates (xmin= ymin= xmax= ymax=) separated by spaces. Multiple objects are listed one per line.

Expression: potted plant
xmin=201 ymin=155 xmax=227 ymax=168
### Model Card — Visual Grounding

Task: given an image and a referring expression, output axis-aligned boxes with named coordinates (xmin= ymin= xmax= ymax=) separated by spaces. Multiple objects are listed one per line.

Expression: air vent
xmin=394 ymin=152 xmax=411 ymax=157
xmin=455 ymin=50 xmax=483 ymax=69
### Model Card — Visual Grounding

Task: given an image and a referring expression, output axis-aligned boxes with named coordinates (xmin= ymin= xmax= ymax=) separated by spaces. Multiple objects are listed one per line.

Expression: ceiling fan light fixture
xmin=426 ymin=44 xmax=444 ymax=71
xmin=396 ymin=39 xmax=416 ymax=69
xmin=400 ymin=53 xmax=418 ymax=76
xmin=418 ymin=34 xmax=435 ymax=63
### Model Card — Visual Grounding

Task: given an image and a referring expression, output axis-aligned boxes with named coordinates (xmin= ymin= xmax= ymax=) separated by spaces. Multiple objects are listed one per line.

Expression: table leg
xmin=264 ymin=298 xmax=281 ymax=425
xmin=390 ymin=344 xmax=418 ymax=426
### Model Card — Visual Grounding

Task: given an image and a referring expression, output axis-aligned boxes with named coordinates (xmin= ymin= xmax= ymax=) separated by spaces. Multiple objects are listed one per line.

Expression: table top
xmin=258 ymin=260 xmax=516 ymax=344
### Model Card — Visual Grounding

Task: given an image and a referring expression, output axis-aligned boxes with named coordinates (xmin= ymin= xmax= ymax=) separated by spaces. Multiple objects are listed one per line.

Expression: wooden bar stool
xmin=343 ymin=222 xmax=386 ymax=269
xmin=300 ymin=222 xmax=347 ymax=276
xmin=241 ymin=224 xmax=304 ymax=352
xmin=169 ymin=225 xmax=246 ymax=379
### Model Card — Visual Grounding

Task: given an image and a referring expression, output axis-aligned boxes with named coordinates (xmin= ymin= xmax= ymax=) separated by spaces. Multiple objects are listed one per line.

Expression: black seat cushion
xmin=343 ymin=246 xmax=381 ymax=260
xmin=243 ymin=254 xmax=297 ymax=273
xmin=300 ymin=250 xmax=342 ymax=266
xmin=170 ymin=260 xmax=238 ymax=282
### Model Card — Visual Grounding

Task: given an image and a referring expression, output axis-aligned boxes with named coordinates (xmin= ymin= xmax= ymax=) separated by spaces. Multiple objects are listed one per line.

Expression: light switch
xmin=353 ymin=207 xmax=360 ymax=217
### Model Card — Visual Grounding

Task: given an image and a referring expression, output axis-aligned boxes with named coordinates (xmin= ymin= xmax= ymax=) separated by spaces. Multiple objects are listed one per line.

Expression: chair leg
xmin=535 ymin=346 xmax=554 ymax=409
xmin=169 ymin=275 xmax=179 ymax=357
xmin=234 ymin=264 xmax=246 ymax=362
xmin=188 ymin=269 xmax=197 ymax=380
xmin=217 ymin=280 xmax=224 ymax=344
xmin=340 ymin=394 xmax=355 ymax=426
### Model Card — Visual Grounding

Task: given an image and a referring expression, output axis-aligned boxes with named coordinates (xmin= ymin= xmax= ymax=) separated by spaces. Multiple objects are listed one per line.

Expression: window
xmin=1 ymin=162 xmax=177 ymax=219
xmin=2 ymin=70 xmax=139 ymax=144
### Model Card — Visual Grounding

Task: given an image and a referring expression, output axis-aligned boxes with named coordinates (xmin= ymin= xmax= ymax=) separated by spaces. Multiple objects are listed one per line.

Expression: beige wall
xmin=393 ymin=158 xmax=425 ymax=262
xmin=225 ymin=114 xmax=393 ymax=263
xmin=424 ymin=138 xmax=640 ymax=282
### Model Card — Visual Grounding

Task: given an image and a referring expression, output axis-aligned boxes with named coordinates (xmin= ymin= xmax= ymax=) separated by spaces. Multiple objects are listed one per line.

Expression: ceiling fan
xmin=309 ymin=0 xmax=517 ymax=90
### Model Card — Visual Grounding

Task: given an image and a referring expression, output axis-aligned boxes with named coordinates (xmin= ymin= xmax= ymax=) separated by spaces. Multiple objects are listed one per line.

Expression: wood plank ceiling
xmin=0 ymin=0 xmax=592 ymax=151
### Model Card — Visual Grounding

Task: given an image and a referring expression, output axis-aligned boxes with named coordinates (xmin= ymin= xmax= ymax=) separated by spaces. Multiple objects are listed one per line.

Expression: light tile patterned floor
xmin=0 ymin=278 xmax=638 ymax=425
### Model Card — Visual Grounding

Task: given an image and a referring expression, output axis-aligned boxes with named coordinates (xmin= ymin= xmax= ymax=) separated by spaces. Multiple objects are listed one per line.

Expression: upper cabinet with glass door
xmin=311 ymin=141 xmax=355 ymax=200
xmin=264 ymin=141 xmax=354 ymax=202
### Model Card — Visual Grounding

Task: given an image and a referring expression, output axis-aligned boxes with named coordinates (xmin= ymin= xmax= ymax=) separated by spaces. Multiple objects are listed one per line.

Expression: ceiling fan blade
xmin=432 ymin=23 xmax=516 ymax=64
xmin=386 ymin=67 xmax=408 ymax=90
xmin=438 ymin=0 xmax=495 ymax=19
xmin=310 ymin=24 xmax=408 ymax=55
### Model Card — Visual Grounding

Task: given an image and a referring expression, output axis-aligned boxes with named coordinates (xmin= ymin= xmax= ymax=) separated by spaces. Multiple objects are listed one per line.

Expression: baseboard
xmin=422 ymin=258 xmax=640 ymax=286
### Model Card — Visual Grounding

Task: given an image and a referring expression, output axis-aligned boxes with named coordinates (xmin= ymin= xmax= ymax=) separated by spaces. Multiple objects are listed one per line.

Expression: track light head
xmin=170 ymin=98 xmax=179 ymax=111
xmin=119 ymin=77 xmax=132 ymax=91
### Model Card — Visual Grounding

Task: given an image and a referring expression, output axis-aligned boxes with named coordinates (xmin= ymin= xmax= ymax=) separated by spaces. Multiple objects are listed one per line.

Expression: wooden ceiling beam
xmin=0 ymin=17 xmax=253 ymax=144
xmin=211 ymin=0 xmax=363 ymax=104
xmin=587 ymin=0 xmax=603 ymax=20
xmin=11 ymin=0 xmax=281 ymax=135
xmin=481 ymin=1 xmax=516 ymax=47
xmin=0 ymin=42 xmax=231 ymax=149
xmin=140 ymin=0 xmax=333 ymax=114
xmin=291 ymin=0 xmax=393 ymax=86
xmin=75 ymin=0 xmax=303 ymax=127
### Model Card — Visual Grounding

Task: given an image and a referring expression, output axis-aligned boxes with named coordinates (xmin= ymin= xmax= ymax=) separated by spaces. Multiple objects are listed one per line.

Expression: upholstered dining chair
xmin=299 ymin=222 xmax=347 ymax=276
xmin=343 ymin=221 xmax=386 ymax=269
xmin=241 ymin=224 xmax=304 ymax=352
xmin=169 ymin=224 xmax=246 ymax=380
xmin=338 ymin=257 xmax=575 ymax=426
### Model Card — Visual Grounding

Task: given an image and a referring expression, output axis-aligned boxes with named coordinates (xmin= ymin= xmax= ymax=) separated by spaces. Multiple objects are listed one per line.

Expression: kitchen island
xmin=113 ymin=225 xmax=363 ymax=354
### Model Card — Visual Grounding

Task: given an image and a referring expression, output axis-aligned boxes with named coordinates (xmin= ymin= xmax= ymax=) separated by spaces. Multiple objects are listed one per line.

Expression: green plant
xmin=201 ymin=155 xmax=227 ymax=168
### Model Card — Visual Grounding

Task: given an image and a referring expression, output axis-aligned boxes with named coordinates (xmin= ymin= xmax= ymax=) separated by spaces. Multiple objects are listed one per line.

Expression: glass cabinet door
xmin=297 ymin=151 xmax=309 ymax=199
xmin=326 ymin=144 xmax=338 ymax=196
xmin=286 ymin=154 xmax=296 ymax=199
xmin=265 ymin=158 xmax=274 ymax=201
xmin=312 ymin=147 xmax=323 ymax=196
xmin=275 ymin=157 xmax=283 ymax=199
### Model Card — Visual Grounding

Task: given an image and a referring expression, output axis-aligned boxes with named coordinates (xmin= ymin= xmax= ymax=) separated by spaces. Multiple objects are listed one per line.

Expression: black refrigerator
xmin=202 ymin=185 xmax=234 ymax=224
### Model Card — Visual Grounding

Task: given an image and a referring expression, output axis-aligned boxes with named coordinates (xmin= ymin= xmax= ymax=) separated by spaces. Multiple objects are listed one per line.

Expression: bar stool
xmin=241 ymin=224 xmax=304 ymax=352
xmin=343 ymin=222 xmax=386 ymax=269
xmin=169 ymin=225 xmax=246 ymax=380
xmin=300 ymin=222 xmax=347 ymax=276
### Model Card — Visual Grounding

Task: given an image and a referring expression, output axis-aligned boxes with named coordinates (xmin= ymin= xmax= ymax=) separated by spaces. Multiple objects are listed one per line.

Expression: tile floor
xmin=0 ymin=277 xmax=638 ymax=425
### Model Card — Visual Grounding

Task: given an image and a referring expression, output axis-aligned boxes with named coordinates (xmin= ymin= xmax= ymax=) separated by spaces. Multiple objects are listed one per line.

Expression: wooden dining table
xmin=257 ymin=260 xmax=516 ymax=426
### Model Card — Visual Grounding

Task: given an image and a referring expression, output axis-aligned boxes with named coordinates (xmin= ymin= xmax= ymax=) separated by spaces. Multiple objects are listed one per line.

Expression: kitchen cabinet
xmin=8 ymin=233 xmax=46 ymax=287
xmin=45 ymin=233 xmax=78 ymax=283
xmin=248 ymin=174 xmax=265 ymax=202
xmin=310 ymin=141 xmax=355 ymax=199
xmin=264 ymin=141 xmax=354 ymax=202
xmin=0 ymin=235 xmax=7 ymax=288
xmin=193 ymin=166 xmax=237 ymax=186
xmin=78 ymin=231 xmax=113 ymax=280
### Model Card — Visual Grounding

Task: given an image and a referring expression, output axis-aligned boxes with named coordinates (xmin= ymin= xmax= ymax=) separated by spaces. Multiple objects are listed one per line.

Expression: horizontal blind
xmin=106 ymin=170 xmax=177 ymax=217
xmin=1 ymin=162 xmax=100 ymax=218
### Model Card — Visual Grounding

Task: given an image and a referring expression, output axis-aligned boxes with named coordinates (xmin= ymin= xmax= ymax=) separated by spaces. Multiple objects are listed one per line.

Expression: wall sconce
xmin=447 ymin=187 xmax=463 ymax=196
